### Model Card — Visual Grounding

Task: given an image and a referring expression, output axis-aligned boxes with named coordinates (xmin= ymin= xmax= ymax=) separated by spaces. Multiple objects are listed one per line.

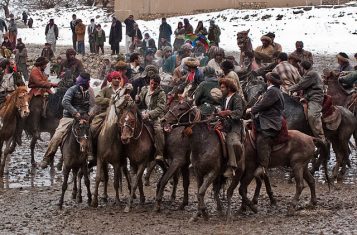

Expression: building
xmin=114 ymin=0 xmax=353 ymax=19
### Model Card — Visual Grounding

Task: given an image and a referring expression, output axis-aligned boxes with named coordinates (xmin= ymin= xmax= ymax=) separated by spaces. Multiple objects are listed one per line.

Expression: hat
xmin=107 ymin=71 xmax=123 ymax=82
xmin=260 ymin=35 xmax=272 ymax=43
xmin=34 ymin=56 xmax=49 ymax=67
xmin=266 ymin=32 xmax=276 ymax=38
xmin=266 ymin=72 xmax=282 ymax=85
xmin=220 ymin=60 xmax=234 ymax=71
xmin=336 ymin=52 xmax=349 ymax=63
xmin=76 ymin=72 xmax=91 ymax=86
xmin=150 ymin=74 xmax=161 ymax=84
xmin=162 ymin=46 xmax=172 ymax=52
xmin=203 ymin=66 xmax=216 ymax=78
xmin=184 ymin=57 xmax=200 ymax=68
xmin=115 ymin=61 xmax=128 ymax=70
xmin=66 ymin=48 xmax=77 ymax=57
xmin=219 ymin=77 xmax=238 ymax=92
xmin=145 ymin=49 xmax=155 ymax=56
xmin=142 ymin=64 xmax=159 ymax=77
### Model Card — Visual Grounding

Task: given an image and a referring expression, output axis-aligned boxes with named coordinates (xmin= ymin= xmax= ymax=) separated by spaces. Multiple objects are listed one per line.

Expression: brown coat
xmin=75 ymin=23 xmax=86 ymax=41
xmin=28 ymin=66 xmax=53 ymax=97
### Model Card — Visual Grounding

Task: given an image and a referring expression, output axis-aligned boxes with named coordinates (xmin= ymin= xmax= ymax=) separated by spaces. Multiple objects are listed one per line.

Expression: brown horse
xmin=236 ymin=29 xmax=253 ymax=66
xmin=239 ymin=129 xmax=330 ymax=215
xmin=59 ymin=118 xmax=92 ymax=209
xmin=119 ymin=102 xmax=167 ymax=213
xmin=0 ymin=86 xmax=30 ymax=178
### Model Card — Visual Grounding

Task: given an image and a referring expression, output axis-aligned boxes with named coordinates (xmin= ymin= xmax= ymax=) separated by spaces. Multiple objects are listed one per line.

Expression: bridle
xmin=72 ymin=119 xmax=89 ymax=144
xmin=16 ymin=92 xmax=29 ymax=113
xmin=121 ymin=108 xmax=144 ymax=140
xmin=166 ymin=101 xmax=197 ymax=127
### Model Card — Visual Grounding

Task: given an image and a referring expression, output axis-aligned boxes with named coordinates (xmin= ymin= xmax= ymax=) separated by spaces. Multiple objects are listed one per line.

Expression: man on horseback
xmin=218 ymin=77 xmax=245 ymax=178
xmin=247 ymin=72 xmax=284 ymax=178
xmin=135 ymin=74 xmax=166 ymax=161
xmin=336 ymin=52 xmax=353 ymax=72
xmin=28 ymin=56 xmax=58 ymax=138
xmin=288 ymin=61 xmax=326 ymax=142
xmin=0 ymin=59 xmax=24 ymax=104
xmin=40 ymin=72 xmax=93 ymax=169
xmin=60 ymin=49 xmax=84 ymax=82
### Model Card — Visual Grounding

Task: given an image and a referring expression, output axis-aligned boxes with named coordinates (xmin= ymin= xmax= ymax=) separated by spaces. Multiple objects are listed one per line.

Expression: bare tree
xmin=0 ymin=0 xmax=10 ymax=18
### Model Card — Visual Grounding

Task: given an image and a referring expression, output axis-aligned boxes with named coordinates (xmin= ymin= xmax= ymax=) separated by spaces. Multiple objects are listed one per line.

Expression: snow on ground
xmin=13 ymin=2 xmax=357 ymax=55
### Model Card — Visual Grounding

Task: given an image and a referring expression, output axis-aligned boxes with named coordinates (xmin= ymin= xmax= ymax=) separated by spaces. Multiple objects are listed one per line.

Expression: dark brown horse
xmin=119 ymin=102 xmax=167 ymax=213
xmin=59 ymin=118 xmax=92 ymax=209
xmin=0 ymin=86 xmax=30 ymax=178
xmin=239 ymin=129 xmax=330 ymax=215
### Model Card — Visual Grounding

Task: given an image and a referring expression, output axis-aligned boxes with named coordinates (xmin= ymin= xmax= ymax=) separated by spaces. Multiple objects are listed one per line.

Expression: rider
xmin=336 ymin=52 xmax=353 ymax=72
xmin=218 ymin=77 xmax=245 ymax=178
xmin=0 ymin=59 xmax=24 ymax=104
xmin=40 ymin=72 xmax=93 ymax=169
xmin=135 ymin=74 xmax=166 ymax=161
xmin=247 ymin=72 xmax=284 ymax=178
xmin=288 ymin=61 xmax=326 ymax=142
xmin=28 ymin=56 xmax=58 ymax=138
xmin=60 ymin=48 xmax=84 ymax=81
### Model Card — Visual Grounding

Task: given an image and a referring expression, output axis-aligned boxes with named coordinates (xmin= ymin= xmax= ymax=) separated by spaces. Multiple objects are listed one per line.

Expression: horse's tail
xmin=313 ymin=138 xmax=331 ymax=191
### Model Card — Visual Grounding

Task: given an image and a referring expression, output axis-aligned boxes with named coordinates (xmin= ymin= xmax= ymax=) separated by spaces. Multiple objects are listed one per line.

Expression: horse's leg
xmin=124 ymin=163 xmax=146 ymax=213
xmin=71 ymin=168 xmax=78 ymax=200
xmin=263 ymin=174 xmax=277 ymax=206
xmin=288 ymin=164 xmax=305 ymax=215
xmin=338 ymin=141 xmax=351 ymax=181
xmin=0 ymin=141 xmax=4 ymax=177
xmin=0 ymin=140 xmax=12 ymax=177
xmin=197 ymin=170 xmax=218 ymax=221
xmin=113 ymin=163 xmax=120 ymax=205
xmin=303 ymin=165 xmax=317 ymax=207
xmin=213 ymin=177 xmax=223 ymax=216
xmin=76 ymin=169 xmax=83 ymax=203
xmin=170 ymin=171 xmax=179 ymax=203
xmin=102 ymin=162 xmax=109 ymax=202
xmin=123 ymin=165 xmax=136 ymax=199
xmin=91 ymin=158 xmax=102 ymax=208
xmin=189 ymin=175 xmax=203 ymax=223
xmin=252 ymin=177 xmax=262 ymax=205
xmin=138 ymin=176 xmax=145 ymax=205
xmin=226 ymin=170 xmax=243 ymax=221
xmin=144 ymin=161 xmax=156 ymax=186
xmin=82 ymin=164 xmax=91 ymax=205
xmin=238 ymin=172 xmax=257 ymax=213
xmin=331 ymin=142 xmax=341 ymax=181
xmin=180 ymin=164 xmax=190 ymax=210
xmin=154 ymin=161 xmax=181 ymax=212
xmin=59 ymin=167 xmax=70 ymax=209
xmin=30 ymin=137 xmax=37 ymax=167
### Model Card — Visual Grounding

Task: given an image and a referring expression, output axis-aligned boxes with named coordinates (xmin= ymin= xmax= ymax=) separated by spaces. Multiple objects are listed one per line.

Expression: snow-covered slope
xmin=15 ymin=3 xmax=357 ymax=55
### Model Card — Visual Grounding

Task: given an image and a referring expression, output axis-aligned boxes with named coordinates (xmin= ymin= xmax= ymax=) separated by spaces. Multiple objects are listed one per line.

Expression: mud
xmin=0 ymin=51 xmax=357 ymax=234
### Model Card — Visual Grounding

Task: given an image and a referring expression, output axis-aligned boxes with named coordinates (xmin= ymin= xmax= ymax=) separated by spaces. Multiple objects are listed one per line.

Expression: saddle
xmin=248 ymin=117 xmax=290 ymax=152
xmin=214 ymin=128 xmax=228 ymax=159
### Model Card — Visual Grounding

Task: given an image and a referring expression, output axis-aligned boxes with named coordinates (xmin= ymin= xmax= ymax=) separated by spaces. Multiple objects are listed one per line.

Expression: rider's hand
xmin=124 ymin=94 xmax=131 ymax=101
xmin=135 ymin=95 xmax=140 ymax=102
xmin=218 ymin=110 xmax=232 ymax=117
xmin=75 ymin=112 xmax=81 ymax=119
xmin=141 ymin=112 xmax=149 ymax=120
xmin=246 ymin=108 xmax=252 ymax=114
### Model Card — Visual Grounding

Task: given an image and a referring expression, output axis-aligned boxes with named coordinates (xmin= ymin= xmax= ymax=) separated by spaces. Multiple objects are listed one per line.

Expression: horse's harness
xmin=16 ymin=91 xmax=29 ymax=112
xmin=72 ymin=119 xmax=89 ymax=144
xmin=167 ymin=101 xmax=200 ymax=127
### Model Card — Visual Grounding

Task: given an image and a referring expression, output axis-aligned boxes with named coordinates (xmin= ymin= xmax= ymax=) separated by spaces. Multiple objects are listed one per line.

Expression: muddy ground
xmin=0 ymin=50 xmax=356 ymax=235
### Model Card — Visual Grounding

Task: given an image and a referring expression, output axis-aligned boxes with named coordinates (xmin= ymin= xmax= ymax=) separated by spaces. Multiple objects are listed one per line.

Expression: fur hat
xmin=115 ymin=61 xmax=128 ymax=70
xmin=260 ymin=35 xmax=272 ymax=43
xmin=66 ymin=48 xmax=77 ymax=57
xmin=266 ymin=72 xmax=282 ymax=85
xmin=34 ymin=56 xmax=49 ymax=67
xmin=266 ymin=32 xmax=276 ymax=39
xmin=142 ymin=64 xmax=159 ymax=78
xmin=203 ymin=66 xmax=216 ymax=78
xmin=184 ymin=57 xmax=200 ymax=68
xmin=220 ymin=60 xmax=234 ymax=71
xmin=219 ymin=77 xmax=238 ymax=92
xmin=150 ymin=74 xmax=161 ymax=84
xmin=336 ymin=52 xmax=349 ymax=63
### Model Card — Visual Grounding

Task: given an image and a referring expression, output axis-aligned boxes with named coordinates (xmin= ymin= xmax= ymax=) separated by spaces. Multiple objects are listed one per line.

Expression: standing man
xmin=218 ymin=77 xmax=245 ymax=178
xmin=8 ymin=16 xmax=17 ymax=49
xmin=70 ymin=14 xmax=77 ymax=50
xmin=124 ymin=15 xmax=135 ymax=54
xmin=14 ymin=38 xmax=28 ymax=81
xmin=158 ymin=18 xmax=172 ymax=50
xmin=75 ymin=19 xmax=86 ymax=55
xmin=135 ymin=74 xmax=166 ymax=161
xmin=183 ymin=19 xmax=193 ymax=34
xmin=247 ymin=72 xmax=284 ymax=178
xmin=207 ymin=20 xmax=221 ymax=47
xmin=288 ymin=61 xmax=325 ymax=142
xmin=88 ymin=19 xmax=96 ymax=54
xmin=290 ymin=41 xmax=313 ymax=65
xmin=22 ymin=11 xmax=28 ymax=25
xmin=109 ymin=16 xmax=122 ymax=55
xmin=0 ymin=18 xmax=7 ymax=44
xmin=45 ymin=19 xmax=59 ymax=53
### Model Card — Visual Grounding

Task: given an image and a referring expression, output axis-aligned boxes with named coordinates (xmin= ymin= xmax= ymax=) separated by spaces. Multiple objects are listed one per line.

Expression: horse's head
xmin=237 ymin=29 xmax=250 ymax=50
xmin=72 ymin=118 xmax=90 ymax=153
xmin=118 ymin=105 xmax=139 ymax=144
xmin=163 ymin=99 xmax=194 ymax=131
xmin=322 ymin=68 xmax=340 ymax=85
xmin=244 ymin=79 xmax=267 ymax=108
xmin=15 ymin=86 xmax=30 ymax=118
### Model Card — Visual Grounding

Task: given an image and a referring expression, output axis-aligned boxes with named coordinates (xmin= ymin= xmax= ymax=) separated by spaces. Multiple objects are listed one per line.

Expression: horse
xmin=0 ymin=86 xmax=30 ymax=178
xmin=163 ymin=100 xmax=236 ymax=222
xmin=91 ymin=95 xmax=132 ymax=208
xmin=59 ymin=118 xmax=92 ymax=209
xmin=25 ymin=71 xmax=74 ymax=167
xmin=236 ymin=29 xmax=253 ymax=66
xmin=238 ymin=128 xmax=330 ymax=216
xmin=118 ymin=101 xmax=167 ymax=213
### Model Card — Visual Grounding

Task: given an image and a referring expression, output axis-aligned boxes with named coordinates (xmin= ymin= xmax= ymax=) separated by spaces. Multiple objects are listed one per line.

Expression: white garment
xmin=125 ymin=35 xmax=131 ymax=54
xmin=0 ymin=30 xmax=3 ymax=44
xmin=207 ymin=59 xmax=224 ymax=77
xmin=0 ymin=73 xmax=15 ymax=92
xmin=46 ymin=25 xmax=57 ymax=52
xmin=225 ymin=94 xmax=234 ymax=109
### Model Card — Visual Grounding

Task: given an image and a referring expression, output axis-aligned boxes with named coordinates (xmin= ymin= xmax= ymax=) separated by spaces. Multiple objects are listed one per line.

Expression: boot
xmin=223 ymin=167 xmax=235 ymax=178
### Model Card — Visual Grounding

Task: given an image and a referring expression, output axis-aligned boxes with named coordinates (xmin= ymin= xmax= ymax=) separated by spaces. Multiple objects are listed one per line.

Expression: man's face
xmin=296 ymin=42 xmax=303 ymax=52
xmin=220 ymin=84 xmax=228 ymax=97
xmin=129 ymin=16 xmax=133 ymax=20
xmin=150 ymin=79 xmax=159 ymax=91
xmin=145 ymin=35 xmax=149 ymax=40
xmin=69 ymin=54 xmax=75 ymax=59
xmin=164 ymin=50 xmax=172 ymax=58
xmin=262 ymin=39 xmax=269 ymax=47
xmin=112 ymin=77 xmax=120 ymax=86
xmin=72 ymin=16 xmax=76 ymax=20
xmin=215 ymin=53 xmax=223 ymax=63
xmin=146 ymin=54 xmax=154 ymax=62
xmin=57 ymin=58 xmax=62 ymax=64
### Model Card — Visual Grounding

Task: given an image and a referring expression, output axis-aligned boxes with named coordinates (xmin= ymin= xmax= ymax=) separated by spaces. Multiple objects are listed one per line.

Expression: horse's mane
xmin=0 ymin=86 xmax=27 ymax=118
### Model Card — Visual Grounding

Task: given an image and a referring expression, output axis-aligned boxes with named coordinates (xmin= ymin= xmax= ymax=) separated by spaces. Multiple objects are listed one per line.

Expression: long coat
xmin=221 ymin=93 xmax=244 ymax=132
xmin=251 ymin=86 xmax=284 ymax=131
xmin=109 ymin=20 xmax=122 ymax=45
xmin=94 ymin=29 xmax=106 ymax=45
xmin=28 ymin=66 xmax=53 ymax=97
xmin=75 ymin=23 xmax=86 ymax=41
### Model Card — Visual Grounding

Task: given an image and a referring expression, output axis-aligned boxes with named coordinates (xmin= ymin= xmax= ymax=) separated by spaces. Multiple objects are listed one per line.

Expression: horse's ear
xmin=247 ymin=29 xmax=250 ymax=33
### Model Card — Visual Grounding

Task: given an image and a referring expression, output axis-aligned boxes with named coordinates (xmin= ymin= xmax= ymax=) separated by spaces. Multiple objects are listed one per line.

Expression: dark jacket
xmin=62 ymin=85 xmax=91 ymax=118
xmin=41 ymin=48 xmax=54 ymax=60
xmin=251 ymin=86 xmax=284 ymax=131
xmin=130 ymin=75 xmax=149 ymax=99
xmin=124 ymin=18 xmax=135 ymax=36
xmin=70 ymin=20 xmax=77 ymax=33
xmin=0 ymin=19 xmax=7 ymax=32
xmin=221 ymin=93 xmax=245 ymax=132
xmin=195 ymin=76 xmax=221 ymax=115
xmin=45 ymin=24 xmax=59 ymax=39
xmin=109 ymin=20 xmax=122 ymax=45
xmin=159 ymin=22 xmax=172 ymax=40
xmin=142 ymin=38 xmax=157 ymax=53
xmin=339 ymin=63 xmax=353 ymax=72
xmin=137 ymin=86 xmax=166 ymax=120
xmin=289 ymin=70 xmax=324 ymax=103
xmin=339 ymin=71 xmax=357 ymax=89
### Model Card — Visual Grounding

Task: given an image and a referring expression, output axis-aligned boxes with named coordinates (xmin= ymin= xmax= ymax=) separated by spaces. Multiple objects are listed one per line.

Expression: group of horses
xmin=0 ymin=58 xmax=356 ymax=222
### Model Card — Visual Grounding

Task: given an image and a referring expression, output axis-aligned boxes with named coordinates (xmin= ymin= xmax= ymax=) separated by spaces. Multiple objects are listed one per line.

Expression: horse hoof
xmin=178 ymin=203 xmax=187 ymax=210
xmin=91 ymin=200 xmax=98 ymax=208
xmin=76 ymin=196 xmax=83 ymax=204
xmin=249 ymin=204 xmax=258 ymax=213
xmin=237 ymin=206 xmax=247 ymax=215
xmin=252 ymin=198 xmax=258 ymax=205
xmin=140 ymin=197 xmax=146 ymax=205
xmin=72 ymin=194 xmax=76 ymax=200
xmin=124 ymin=206 xmax=130 ymax=213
